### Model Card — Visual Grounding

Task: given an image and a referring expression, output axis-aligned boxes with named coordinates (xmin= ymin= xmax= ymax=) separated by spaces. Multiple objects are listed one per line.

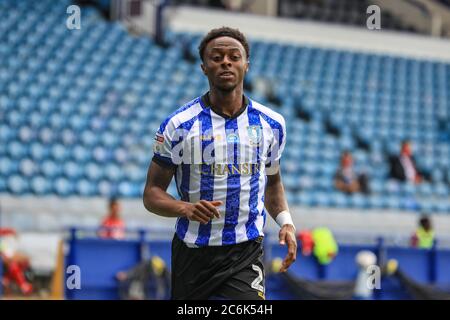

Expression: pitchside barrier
xmin=53 ymin=227 xmax=450 ymax=299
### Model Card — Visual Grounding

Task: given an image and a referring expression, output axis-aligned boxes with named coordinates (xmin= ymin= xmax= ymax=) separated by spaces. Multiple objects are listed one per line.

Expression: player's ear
xmin=201 ymin=63 xmax=207 ymax=75
xmin=245 ymin=60 xmax=250 ymax=73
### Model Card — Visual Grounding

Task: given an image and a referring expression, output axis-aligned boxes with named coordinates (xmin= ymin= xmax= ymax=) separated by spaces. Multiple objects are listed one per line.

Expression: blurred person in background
xmin=0 ymin=228 xmax=34 ymax=295
xmin=311 ymin=227 xmax=338 ymax=265
xmin=297 ymin=229 xmax=314 ymax=256
xmin=389 ymin=140 xmax=428 ymax=184
xmin=334 ymin=151 xmax=370 ymax=194
xmin=116 ymin=256 xmax=171 ymax=300
xmin=410 ymin=214 xmax=435 ymax=249
xmin=98 ymin=198 xmax=126 ymax=240
xmin=296 ymin=227 xmax=338 ymax=265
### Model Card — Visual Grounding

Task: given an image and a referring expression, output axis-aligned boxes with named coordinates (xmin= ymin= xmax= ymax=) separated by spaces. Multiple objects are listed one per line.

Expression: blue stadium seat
xmin=30 ymin=175 xmax=51 ymax=195
xmin=0 ymin=157 xmax=18 ymax=176
xmin=54 ymin=177 xmax=74 ymax=197
xmin=417 ymin=183 xmax=433 ymax=197
xmin=7 ymin=175 xmax=29 ymax=194
xmin=76 ymin=179 xmax=98 ymax=196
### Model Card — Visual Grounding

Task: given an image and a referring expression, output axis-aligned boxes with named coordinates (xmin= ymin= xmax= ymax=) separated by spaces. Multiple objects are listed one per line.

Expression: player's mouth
xmin=218 ymin=71 xmax=235 ymax=79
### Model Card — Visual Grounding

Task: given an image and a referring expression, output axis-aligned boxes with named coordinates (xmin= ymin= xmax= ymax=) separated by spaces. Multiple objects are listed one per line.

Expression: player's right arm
xmin=142 ymin=160 xmax=221 ymax=224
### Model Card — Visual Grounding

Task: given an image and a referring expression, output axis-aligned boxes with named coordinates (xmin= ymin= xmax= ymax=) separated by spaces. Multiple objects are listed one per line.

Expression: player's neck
xmin=209 ymin=87 xmax=244 ymax=118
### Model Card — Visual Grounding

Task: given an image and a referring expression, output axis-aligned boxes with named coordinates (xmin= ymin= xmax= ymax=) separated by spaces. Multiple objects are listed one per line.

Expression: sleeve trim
xmin=152 ymin=155 xmax=177 ymax=169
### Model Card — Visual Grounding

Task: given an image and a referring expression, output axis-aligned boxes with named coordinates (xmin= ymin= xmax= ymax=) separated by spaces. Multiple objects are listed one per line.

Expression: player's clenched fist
xmin=180 ymin=200 xmax=222 ymax=224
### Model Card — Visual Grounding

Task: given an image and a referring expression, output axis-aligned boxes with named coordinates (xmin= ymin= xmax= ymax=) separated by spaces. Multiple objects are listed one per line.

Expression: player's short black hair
xmin=109 ymin=197 xmax=118 ymax=208
xmin=401 ymin=139 xmax=411 ymax=146
xmin=419 ymin=214 xmax=431 ymax=229
xmin=198 ymin=27 xmax=250 ymax=62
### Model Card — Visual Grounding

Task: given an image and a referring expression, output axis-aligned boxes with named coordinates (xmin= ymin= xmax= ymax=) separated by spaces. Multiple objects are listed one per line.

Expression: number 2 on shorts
xmin=251 ymin=264 xmax=264 ymax=293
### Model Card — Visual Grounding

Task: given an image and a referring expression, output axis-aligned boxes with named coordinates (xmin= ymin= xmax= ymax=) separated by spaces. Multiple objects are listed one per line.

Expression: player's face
xmin=402 ymin=142 xmax=412 ymax=156
xmin=110 ymin=202 xmax=121 ymax=218
xmin=342 ymin=154 xmax=353 ymax=167
xmin=201 ymin=36 xmax=249 ymax=92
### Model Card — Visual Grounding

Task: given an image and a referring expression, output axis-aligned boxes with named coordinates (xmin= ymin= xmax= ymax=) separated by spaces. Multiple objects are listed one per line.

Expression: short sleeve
xmin=152 ymin=122 xmax=177 ymax=168
xmin=265 ymin=116 xmax=286 ymax=175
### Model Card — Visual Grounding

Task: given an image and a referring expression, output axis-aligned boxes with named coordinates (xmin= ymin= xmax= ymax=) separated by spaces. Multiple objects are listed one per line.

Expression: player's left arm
xmin=265 ymin=170 xmax=297 ymax=272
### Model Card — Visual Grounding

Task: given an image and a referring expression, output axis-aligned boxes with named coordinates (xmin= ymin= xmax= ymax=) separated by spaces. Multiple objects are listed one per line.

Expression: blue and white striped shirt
xmin=152 ymin=93 xmax=286 ymax=247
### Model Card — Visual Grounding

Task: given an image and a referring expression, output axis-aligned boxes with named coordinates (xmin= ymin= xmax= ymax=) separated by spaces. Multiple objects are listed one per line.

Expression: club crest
xmin=247 ymin=125 xmax=262 ymax=145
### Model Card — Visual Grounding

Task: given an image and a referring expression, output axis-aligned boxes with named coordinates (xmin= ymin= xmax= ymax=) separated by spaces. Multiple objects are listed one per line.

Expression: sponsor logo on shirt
xmin=155 ymin=133 xmax=164 ymax=144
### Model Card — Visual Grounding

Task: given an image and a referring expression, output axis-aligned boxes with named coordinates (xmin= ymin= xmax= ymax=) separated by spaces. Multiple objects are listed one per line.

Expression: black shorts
xmin=171 ymin=233 xmax=265 ymax=300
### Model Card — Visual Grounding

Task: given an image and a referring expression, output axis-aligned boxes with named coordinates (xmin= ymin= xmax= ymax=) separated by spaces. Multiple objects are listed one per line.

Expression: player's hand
xmin=181 ymin=200 xmax=222 ymax=224
xmin=278 ymin=224 xmax=297 ymax=272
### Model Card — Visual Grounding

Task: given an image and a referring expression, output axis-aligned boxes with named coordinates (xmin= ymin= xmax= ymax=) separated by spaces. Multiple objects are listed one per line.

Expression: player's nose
xmin=221 ymin=56 xmax=232 ymax=66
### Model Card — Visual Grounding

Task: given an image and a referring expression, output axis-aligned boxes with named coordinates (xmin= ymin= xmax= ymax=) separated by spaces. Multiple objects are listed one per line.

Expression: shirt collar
xmin=201 ymin=92 xmax=249 ymax=120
